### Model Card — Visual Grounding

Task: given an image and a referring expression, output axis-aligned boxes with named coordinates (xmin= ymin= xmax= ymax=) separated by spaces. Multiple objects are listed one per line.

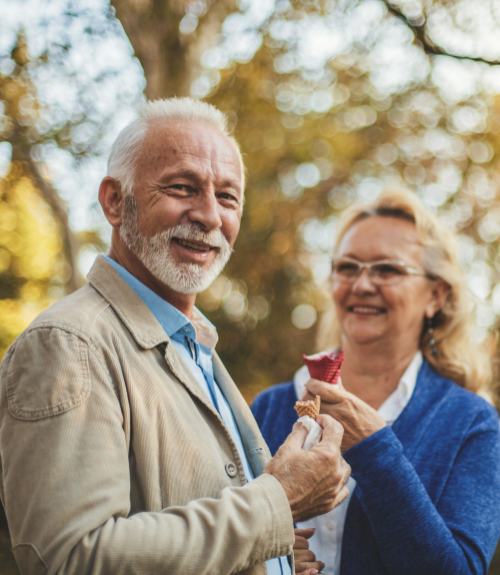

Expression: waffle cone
xmin=294 ymin=395 xmax=321 ymax=420
xmin=303 ymin=350 xmax=345 ymax=384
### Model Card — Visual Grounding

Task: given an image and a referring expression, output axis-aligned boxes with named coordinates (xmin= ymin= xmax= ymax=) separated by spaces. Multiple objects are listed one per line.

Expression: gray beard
xmin=120 ymin=193 xmax=233 ymax=295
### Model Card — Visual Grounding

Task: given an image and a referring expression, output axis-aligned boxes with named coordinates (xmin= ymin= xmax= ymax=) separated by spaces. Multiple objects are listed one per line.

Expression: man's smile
xmin=172 ymin=238 xmax=216 ymax=253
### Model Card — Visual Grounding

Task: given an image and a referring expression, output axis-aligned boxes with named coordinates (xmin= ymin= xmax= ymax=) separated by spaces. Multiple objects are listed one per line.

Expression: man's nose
xmin=188 ymin=192 xmax=222 ymax=231
xmin=351 ymin=268 xmax=377 ymax=293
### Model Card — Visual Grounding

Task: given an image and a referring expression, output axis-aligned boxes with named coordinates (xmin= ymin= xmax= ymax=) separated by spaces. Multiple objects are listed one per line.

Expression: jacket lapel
xmin=391 ymin=361 xmax=453 ymax=459
xmin=163 ymin=343 xmax=223 ymax=421
xmin=87 ymin=256 xmax=222 ymax=421
xmin=213 ymin=353 xmax=272 ymax=476
xmin=88 ymin=256 xmax=169 ymax=350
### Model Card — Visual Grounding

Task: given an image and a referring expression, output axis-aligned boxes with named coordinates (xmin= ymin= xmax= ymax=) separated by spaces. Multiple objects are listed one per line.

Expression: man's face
xmin=120 ymin=121 xmax=243 ymax=294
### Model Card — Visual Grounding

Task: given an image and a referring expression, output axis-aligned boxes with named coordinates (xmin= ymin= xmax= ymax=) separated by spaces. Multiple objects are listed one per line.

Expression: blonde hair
xmin=317 ymin=187 xmax=496 ymax=401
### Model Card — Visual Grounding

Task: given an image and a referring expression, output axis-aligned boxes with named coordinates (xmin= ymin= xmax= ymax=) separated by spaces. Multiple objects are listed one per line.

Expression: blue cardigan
xmin=251 ymin=360 xmax=500 ymax=574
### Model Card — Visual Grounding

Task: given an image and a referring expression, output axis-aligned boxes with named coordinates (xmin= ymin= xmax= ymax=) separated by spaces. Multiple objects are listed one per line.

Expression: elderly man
xmin=0 ymin=98 xmax=350 ymax=575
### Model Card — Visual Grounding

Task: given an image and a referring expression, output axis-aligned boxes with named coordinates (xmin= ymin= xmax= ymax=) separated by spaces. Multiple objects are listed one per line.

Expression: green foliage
xmin=0 ymin=168 xmax=66 ymax=357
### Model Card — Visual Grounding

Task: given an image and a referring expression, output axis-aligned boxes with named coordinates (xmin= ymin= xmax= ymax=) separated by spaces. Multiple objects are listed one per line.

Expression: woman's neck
xmin=340 ymin=339 xmax=420 ymax=410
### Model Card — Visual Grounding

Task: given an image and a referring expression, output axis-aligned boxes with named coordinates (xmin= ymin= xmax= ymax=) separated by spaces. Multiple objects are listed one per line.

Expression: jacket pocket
xmin=6 ymin=327 xmax=91 ymax=420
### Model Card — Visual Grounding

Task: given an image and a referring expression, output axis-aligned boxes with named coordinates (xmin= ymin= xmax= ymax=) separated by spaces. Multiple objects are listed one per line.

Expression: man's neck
xmin=108 ymin=239 xmax=196 ymax=319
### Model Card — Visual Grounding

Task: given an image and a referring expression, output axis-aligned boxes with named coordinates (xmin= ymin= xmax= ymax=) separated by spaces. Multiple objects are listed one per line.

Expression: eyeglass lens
xmin=333 ymin=260 xmax=409 ymax=285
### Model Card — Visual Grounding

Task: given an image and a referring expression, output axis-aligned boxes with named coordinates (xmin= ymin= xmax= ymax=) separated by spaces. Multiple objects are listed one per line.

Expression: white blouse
xmin=294 ymin=351 xmax=423 ymax=575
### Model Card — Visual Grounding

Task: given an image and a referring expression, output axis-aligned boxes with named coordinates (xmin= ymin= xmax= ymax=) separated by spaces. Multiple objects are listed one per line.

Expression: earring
xmin=427 ymin=318 xmax=436 ymax=356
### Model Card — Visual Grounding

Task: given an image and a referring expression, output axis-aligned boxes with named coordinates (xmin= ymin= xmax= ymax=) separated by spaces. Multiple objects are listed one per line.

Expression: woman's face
xmin=333 ymin=216 xmax=443 ymax=351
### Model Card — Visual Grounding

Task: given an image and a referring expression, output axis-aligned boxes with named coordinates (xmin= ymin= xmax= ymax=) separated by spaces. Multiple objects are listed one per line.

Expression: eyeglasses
xmin=331 ymin=257 xmax=434 ymax=286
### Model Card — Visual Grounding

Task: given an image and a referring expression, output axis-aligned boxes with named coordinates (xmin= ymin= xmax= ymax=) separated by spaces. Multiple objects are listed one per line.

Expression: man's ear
xmin=99 ymin=177 xmax=124 ymax=227
xmin=425 ymin=279 xmax=450 ymax=319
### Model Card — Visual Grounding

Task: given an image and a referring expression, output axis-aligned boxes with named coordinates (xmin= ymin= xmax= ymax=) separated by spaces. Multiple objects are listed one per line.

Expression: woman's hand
xmin=294 ymin=528 xmax=324 ymax=575
xmin=304 ymin=379 xmax=386 ymax=452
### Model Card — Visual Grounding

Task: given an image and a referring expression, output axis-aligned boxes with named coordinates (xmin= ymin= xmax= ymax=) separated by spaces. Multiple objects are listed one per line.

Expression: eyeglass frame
xmin=331 ymin=256 xmax=437 ymax=284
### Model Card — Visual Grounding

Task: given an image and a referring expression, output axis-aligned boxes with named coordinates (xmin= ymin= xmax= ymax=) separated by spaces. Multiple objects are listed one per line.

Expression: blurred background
xmin=1 ymin=0 xmax=500 ymax=571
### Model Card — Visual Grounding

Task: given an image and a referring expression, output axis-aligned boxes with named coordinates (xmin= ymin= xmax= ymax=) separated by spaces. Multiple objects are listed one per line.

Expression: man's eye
xmin=170 ymin=184 xmax=191 ymax=192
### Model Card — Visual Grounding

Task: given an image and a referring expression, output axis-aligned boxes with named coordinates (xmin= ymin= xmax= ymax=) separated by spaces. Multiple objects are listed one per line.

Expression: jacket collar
xmin=88 ymin=257 xmax=228 ymax=423
xmin=87 ymin=255 xmax=170 ymax=349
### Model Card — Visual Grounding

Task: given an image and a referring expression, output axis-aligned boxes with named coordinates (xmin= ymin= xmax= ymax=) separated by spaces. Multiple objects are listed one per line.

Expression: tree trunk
xmin=110 ymin=0 xmax=238 ymax=99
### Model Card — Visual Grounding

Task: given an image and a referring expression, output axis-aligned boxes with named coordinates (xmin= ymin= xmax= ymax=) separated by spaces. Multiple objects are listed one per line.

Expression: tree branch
xmin=383 ymin=0 xmax=500 ymax=66
xmin=11 ymin=147 xmax=85 ymax=293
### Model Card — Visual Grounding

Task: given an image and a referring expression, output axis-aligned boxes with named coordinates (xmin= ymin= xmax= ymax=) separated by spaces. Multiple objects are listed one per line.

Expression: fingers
xmin=265 ymin=412 xmax=350 ymax=524
xmin=294 ymin=549 xmax=317 ymax=563
xmin=295 ymin=561 xmax=325 ymax=574
xmin=295 ymin=527 xmax=316 ymax=540
xmin=278 ymin=422 xmax=308 ymax=455
xmin=294 ymin=532 xmax=316 ymax=549
xmin=342 ymin=459 xmax=351 ymax=483
xmin=333 ymin=485 xmax=350 ymax=507
xmin=294 ymin=536 xmax=308 ymax=550
xmin=306 ymin=378 xmax=346 ymax=403
xmin=316 ymin=414 xmax=344 ymax=446
xmin=294 ymin=547 xmax=324 ymax=573
xmin=295 ymin=569 xmax=319 ymax=575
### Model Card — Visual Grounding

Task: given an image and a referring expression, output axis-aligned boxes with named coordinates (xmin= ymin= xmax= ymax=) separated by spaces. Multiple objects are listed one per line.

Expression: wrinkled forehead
xmin=139 ymin=120 xmax=245 ymax=188
xmin=336 ymin=215 xmax=424 ymax=264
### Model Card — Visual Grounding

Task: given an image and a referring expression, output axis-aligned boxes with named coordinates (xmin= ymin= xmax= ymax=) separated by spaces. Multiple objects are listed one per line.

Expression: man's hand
xmin=264 ymin=414 xmax=351 ymax=522
xmin=294 ymin=528 xmax=324 ymax=575
xmin=304 ymin=379 xmax=386 ymax=452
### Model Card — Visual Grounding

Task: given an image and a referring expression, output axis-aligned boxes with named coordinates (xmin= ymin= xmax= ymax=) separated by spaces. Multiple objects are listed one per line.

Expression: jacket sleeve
xmin=250 ymin=391 xmax=269 ymax=428
xmin=0 ymin=326 xmax=294 ymax=575
xmin=343 ymin=412 xmax=500 ymax=575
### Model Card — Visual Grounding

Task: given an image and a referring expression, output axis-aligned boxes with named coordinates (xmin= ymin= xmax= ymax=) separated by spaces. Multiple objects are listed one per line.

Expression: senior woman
xmin=251 ymin=188 xmax=500 ymax=575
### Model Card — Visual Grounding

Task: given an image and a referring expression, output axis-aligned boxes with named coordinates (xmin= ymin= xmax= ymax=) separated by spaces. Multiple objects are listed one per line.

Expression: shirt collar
xmin=397 ymin=350 xmax=422 ymax=403
xmin=103 ymin=255 xmax=218 ymax=349
xmin=293 ymin=350 xmax=423 ymax=424
xmin=378 ymin=351 xmax=422 ymax=423
xmin=293 ymin=364 xmax=312 ymax=401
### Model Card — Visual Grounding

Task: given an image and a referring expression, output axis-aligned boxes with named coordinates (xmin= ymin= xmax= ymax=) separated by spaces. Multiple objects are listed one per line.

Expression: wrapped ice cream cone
xmin=294 ymin=395 xmax=321 ymax=420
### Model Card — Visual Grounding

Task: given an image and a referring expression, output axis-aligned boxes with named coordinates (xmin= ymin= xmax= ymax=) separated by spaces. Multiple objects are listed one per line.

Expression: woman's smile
xmin=347 ymin=305 xmax=386 ymax=316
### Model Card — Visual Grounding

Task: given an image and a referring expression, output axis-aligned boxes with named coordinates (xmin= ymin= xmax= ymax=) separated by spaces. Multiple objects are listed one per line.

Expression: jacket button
xmin=225 ymin=462 xmax=238 ymax=478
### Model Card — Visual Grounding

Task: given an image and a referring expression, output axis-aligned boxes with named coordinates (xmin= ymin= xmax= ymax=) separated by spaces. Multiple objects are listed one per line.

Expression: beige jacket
xmin=0 ymin=256 xmax=294 ymax=575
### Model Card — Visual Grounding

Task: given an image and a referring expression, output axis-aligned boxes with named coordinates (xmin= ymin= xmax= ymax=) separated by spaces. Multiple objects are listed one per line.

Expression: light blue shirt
xmin=104 ymin=257 xmax=290 ymax=575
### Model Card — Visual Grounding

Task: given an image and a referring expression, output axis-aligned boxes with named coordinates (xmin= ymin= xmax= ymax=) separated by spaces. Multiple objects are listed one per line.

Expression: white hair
xmin=107 ymin=97 xmax=244 ymax=196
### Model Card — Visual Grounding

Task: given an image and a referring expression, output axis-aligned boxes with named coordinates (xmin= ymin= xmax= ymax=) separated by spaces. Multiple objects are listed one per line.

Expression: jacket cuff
xmin=255 ymin=473 xmax=295 ymax=557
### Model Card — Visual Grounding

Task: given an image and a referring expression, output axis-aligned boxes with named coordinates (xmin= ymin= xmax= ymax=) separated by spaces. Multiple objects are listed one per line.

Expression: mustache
xmin=161 ymin=224 xmax=231 ymax=250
